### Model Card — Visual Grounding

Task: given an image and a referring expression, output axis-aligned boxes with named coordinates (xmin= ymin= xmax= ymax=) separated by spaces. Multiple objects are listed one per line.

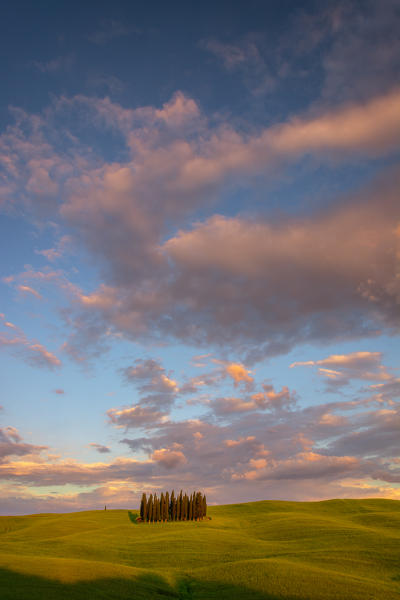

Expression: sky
xmin=0 ymin=0 xmax=400 ymax=515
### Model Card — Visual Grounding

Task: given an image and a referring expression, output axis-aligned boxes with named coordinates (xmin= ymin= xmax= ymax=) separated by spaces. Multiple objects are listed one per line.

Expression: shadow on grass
xmin=0 ymin=567 xmax=287 ymax=600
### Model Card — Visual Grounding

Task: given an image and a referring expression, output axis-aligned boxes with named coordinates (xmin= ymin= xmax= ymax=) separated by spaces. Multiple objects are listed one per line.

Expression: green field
xmin=0 ymin=499 xmax=399 ymax=599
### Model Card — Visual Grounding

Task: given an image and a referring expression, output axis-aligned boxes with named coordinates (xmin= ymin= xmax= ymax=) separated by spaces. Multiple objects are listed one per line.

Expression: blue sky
xmin=1 ymin=0 xmax=400 ymax=514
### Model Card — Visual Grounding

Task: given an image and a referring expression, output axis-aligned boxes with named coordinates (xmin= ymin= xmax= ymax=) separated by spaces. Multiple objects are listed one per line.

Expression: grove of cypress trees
xmin=139 ymin=490 xmax=207 ymax=523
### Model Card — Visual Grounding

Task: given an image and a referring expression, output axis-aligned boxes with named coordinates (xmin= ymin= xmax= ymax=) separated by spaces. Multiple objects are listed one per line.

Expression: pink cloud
xmin=152 ymin=447 xmax=187 ymax=469
xmin=291 ymin=351 xmax=392 ymax=390
xmin=17 ymin=285 xmax=42 ymax=300
xmin=222 ymin=362 xmax=254 ymax=388
xmin=2 ymin=90 xmax=400 ymax=363
xmin=89 ymin=443 xmax=111 ymax=454
xmin=0 ymin=314 xmax=61 ymax=370
xmin=107 ymin=405 xmax=166 ymax=429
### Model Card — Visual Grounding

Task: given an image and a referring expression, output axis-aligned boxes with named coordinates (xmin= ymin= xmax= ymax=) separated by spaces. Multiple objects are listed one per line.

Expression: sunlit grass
xmin=0 ymin=499 xmax=399 ymax=599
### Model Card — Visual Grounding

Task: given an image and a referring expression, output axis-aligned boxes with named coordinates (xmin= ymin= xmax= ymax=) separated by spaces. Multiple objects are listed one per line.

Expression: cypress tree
xmin=192 ymin=491 xmax=197 ymax=520
xmin=156 ymin=495 xmax=160 ymax=522
xmin=183 ymin=493 xmax=188 ymax=520
xmin=153 ymin=495 xmax=157 ymax=522
xmin=177 ymin=490 xmax=182 ymax=521
xmin=160 ymin=492 xmax=165 ymax=521
xmin=199 ymin=492 xmax=204 ymax=520
xmin=165 ymin=491 xmax=170 ymax=521
xmin=188 ymin=494 xmax=193 ymax=520
xmin=143 ymin=495 xmax=147 ymax=522
xmin=170 ymin=490 xmax=175 ymax=522
xmin=147 ymin=494 xmax=153 ymax=523
xmin=203 ymin=494 xmax=207 ymax=518
xmin=141 ymin=493 xmax=147 ymax=521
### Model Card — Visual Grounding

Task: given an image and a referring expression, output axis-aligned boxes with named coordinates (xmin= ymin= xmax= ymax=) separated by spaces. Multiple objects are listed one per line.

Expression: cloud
xmin=120 ymin=358 xmax=179 ymax=411
xmin=270 ymin=89 xmax=400 ymax=155
xmin=87 ymin=20 xmax=138 ymax=45
xmin=367 ymin=378 xmax=400 ymax=404
xmin=107 ymin=405 xmax=166 ymax=429
xmin=165 ymin=172 xmax=400 ymax=356
xmin=53 ymin=389 xmax=64 ymax=395
xmin=201 ymin=36 xmax=276 ymax=95
xmin=233 ymin=452 xmax=360 ymax=482
xmin=16 ymin=285 xmax=42 ymax=300
xmin=0 ymin=427 xmax=47 ymax=462
xmin=318 ymin=0 xmax=400 ymax=104
xmin=152 ymin=447 xmax=187 ymax=469
xmin=89 ymin=443 xmax=111 ymax=454
xmin=222 ymin=362 xmax=254 ymax=388
xmin=0 ymin=482 xmax=141 ymax=515
xmin=210 ymin=383 xmax=295 ymax=416
xmin=31 ymin=55 xmax=74 ymax=73
xmin=35 ymin=235 xmax=72 ymax=262
xmin=211 ymin=397 xmax=257 ymax=415
xmin=291 ymin=351 xmax=392 ymax=389
xmin=325 ymin=407 xmax=400 ymax=459
xmin=2 ymin=90 xmax=400 ymax=362
xmin=87 ymin=75 xmax=125 ymax=95
xmin=250 ymin=385 xmax=296 ymax=411
xmin=122 ymin=358 xmax=178 ymax=394
xmin=0 ymin=314 xmax=61 ymax=370
xmin=0 ymin=455 xmax=153 ymax=486
xmin=1 ymin=385 xmax=399 ymax=507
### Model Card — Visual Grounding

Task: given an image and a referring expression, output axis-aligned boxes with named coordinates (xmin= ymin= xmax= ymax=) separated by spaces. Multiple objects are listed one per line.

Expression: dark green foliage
xmin=172 ymin=496 xmax=177 ymax=521
xmin=189 ymin=494 xmax=193 ymax=521
xmin=147 ymin=494 xmax=153 ymax=523
xmin=153 ymin=495 xmax=158 ymax=522
xmin=170 ymin=491 xmax=175 ymax=522
xmin=140 ymin=490 xmax=207 ymax=523
xmin=140 ymin=493 xmax=147 ymax=521
xmin=160 ymin=493 xmax=165 ymax=521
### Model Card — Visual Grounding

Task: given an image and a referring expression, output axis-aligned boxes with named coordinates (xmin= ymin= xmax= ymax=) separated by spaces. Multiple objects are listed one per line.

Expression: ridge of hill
xmin=0 ymin=498 xmax=399 ymax=599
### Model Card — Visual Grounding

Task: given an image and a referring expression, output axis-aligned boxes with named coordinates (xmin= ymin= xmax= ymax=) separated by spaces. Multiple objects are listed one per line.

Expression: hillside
xmin=0 ymin=499 xmax=399 ymax=599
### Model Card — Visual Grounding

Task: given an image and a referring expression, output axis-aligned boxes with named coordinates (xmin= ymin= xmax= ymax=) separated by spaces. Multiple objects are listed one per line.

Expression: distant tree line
xmin=139 ymin=490 xmax=207 ymax=522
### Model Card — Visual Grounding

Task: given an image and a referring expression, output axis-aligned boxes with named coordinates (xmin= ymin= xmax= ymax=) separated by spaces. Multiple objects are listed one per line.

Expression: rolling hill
xmin=0 ymin=499 xmax=399 ymax=599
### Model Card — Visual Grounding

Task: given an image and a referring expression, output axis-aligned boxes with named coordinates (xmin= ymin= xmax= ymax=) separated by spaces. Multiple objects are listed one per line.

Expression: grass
xmin=0 ymin=499 xmax=399 ymax=599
